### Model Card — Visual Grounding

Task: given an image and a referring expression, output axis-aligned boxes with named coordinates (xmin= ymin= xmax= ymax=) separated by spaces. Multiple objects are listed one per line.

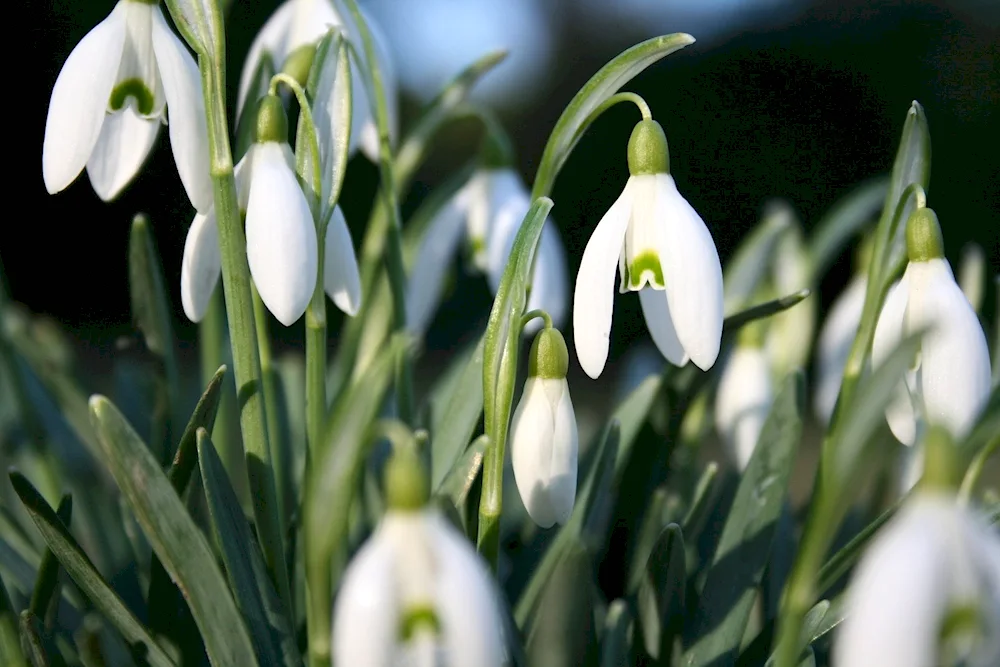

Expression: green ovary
xmin=108 ymin=78 xmax=156 ymax=116
xmin=624 ymin=251 xmax=664 ymax=290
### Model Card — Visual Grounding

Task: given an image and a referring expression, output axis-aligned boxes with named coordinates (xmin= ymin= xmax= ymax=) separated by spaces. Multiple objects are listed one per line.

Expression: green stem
xmin=305 ymin=281 xmax=327 ymax=468
xmin=198 ymin=56 xmax=292 ymax=618
xmin=342 ymin=0 xmax=413 ymax=426
xmin=519 ymin=309 xmax=553 ymax=331
xmin=959 ymin=434 xmax=999 ymax=505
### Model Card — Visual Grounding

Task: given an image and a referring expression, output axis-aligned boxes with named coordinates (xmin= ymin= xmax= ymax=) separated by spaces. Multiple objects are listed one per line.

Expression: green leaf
xmin=166 ymin=365 xmax=227 ymax=494
xmin=1 ymin=572 xmax=24 ymax=666
xmin=601 ymin=599 xmax=634 ymax=667
xmin=808 ymin=176 xmax=888 ymax=282
xmin=525 ymin=540 xmax=596 ymax=667
xmin=723 ymin=207 xmax=793 ymax=313
xmin=531 ymin=33 xmax=695 ymax=199
xmin=88 ymin=396 xmax=258 ymax=667
xmin=626 ymin=486 xmax=670 ymax=594
xmin=435 ymin=434 xmax=488 ymax=507
xmin=161 ymin=0 xmax=222 ymax=61
xmin=28 ymin=495 xmax=71 ymax=621
xmin=430 ymin=338 xmax=485 ymax=489
xmin=830 ymin=333 xmax=921 ymax=484
xmin=681 ymin=462 xmax=720 ymax=539
xmin=306 ymin=31 xmax=351 ymax=213
xmin=721 ymin=290 xmax=811 ymax=335
xmin=304 ymin=334 xmax=410 ymax=664
xmin=815 ymin=500 xmax=900 ymax=595
xmin=636 ymin=524 xmax=686 ymax=661
xmin=19 ymin=609 xmax=66 ymax=667
xmin=198 ymin=430 xmax=300 ymax=667
xmin=8 ymin=472 xmax=174 ymax=667
xmin=682 ymin=372 xmax=805 ymax=667
xmin=879 ymin=101 xmax=931 ymax=279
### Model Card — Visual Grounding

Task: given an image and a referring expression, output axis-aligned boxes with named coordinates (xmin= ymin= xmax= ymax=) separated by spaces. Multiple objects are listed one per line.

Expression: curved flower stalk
xmin=181 ymin=95 xmax=353 ymax=327
xmin=834 ymin=492 xmax=1000 ymax=667
xmin=406 ymin=167 xmax=568 ymax=336
xmin=332 ymin=450 xmax=503 ymax=667
xmin=42 ymin=0 xmax=211 ymax=212
xmin=236 ymin=0 xmax=397 ymax=162
xmin=872 ymin=208 xmax=991 ymax=448
xmin=509 ymin=324 xmax=578 ymax=528
xmin=574 ymin=119 xmax=723 ymax=379
xmin=714 ymin=325 xmax=773 ymax=471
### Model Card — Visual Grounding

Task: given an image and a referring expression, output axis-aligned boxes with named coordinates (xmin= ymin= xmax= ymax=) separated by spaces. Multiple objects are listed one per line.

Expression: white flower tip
xmin=575 ymin=342 xmax=607 ymax=380
xmin=689 ymin=338 xmax=721 ymax=371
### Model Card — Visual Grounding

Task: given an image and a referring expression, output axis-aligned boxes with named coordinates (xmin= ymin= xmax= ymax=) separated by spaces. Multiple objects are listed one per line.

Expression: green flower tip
xmin=919 ymin=424 xmax=960 ymax=493
xmin=906 ymin=207 xmax=944 ymax=263
xmin=384 ymin=449 xmax=429 ymax=511
xmin=528 ymin=327 xmax=569 ymax=379
xmin=627 ymin=119 xmax=670 ymax=175
xmin=254 ymin=95 xmax=289 ymax=145
xmin=281 ymin=43 xmax=317 ymax=89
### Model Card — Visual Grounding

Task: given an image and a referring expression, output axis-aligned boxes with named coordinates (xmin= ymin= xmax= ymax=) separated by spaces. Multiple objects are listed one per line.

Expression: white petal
xmin=572 ymin=181 xmax=634 ymax=379
xmin=510 ymin=378 xmax=578 ymax=528
xmin=525 ymin=222 xmax=569 ymax=334
xmin=150 ymin=7 xmax=212 ymax=213
xmin=245 ymin=143 xmax=318 ymax=326
xmin=485 ymin=170 xmax=531 ymax=292
xmin=323 ymin=206 xmax=362 ymax=316
xmin=638 ymin=288 xmax=688 ymax=367
xmin=657 ymin=174 xmax=724 ymax=370
xmin=813 ymin=275 xmax=867 ymax=424
xmin=906 ymin=259 xmax=992 ymax=441
xmin=872 ymin=271 xmax=917 ymax=445
xmin=405 ymin=200 xmax=466 ymax=335
xmin=42 ymin=4 xmax=126 ymax=195
xmin=236 ymin=0 xmax=296 ymax=119
xmin=428 ymin=514 xmax=503 ymax=667
xmin=331 ymin=530 xmax=399 ymax=667
xmin=180 ymin=210 xmax=220 ymax=322
xmin=86 ymin=107 xmax=160 ymax=201
xmin=834 ymin=497 xmax=956 ymax=667
xmin=714 ymin=347 xmax=773 ymax=470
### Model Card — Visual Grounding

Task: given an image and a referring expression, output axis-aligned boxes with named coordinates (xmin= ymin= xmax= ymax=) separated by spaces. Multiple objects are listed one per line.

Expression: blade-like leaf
xmin=682 ymin=372 xmax=805 ymax=667
xmin=531 ymin=33 xmax=695 ymax=199
xmin=128 ymin=215 xmax=174 ymax=361
xmin=28 ymin=495 xmax=71 ymax=620
xmin=430 ymin=338 xmax=485 ymax=489
xmin=1 ymin=572 xmax=24 ymax=666
xmin=808 ymin=176 xmax=888 ymax=281
xmin=815 ymin=500 xmax=900 ymax=595
xmin=723 ymin=207 xmax=792 ymax=313
xmin=601 ymin=599 xmax=634 ymax=667
xmin=166 ymin=365 xmax=227 ymax=493
xmin=637 ymin=524 xmax=686 ymax=661
xmin=162 ymin=0 xmax=221 ymax=59
xmin=8 ymin=472 xmax=173 ymax=667
xmin=879 ymin=102 xmax=931 ymax=279
xmin=681 ymin=462 xmax=720 ymax=539
xmin=198 ymin=430 xmax=300 ymax=667
xmin=89 ymin=397 xmax=257 ymax=667
xmin=19 ymin=609 xmax=66 ymax=667
xmin=525 ymin=540 xmax=596 ymax=667
xmin=435 ymin=434 xmax=488 ymax=507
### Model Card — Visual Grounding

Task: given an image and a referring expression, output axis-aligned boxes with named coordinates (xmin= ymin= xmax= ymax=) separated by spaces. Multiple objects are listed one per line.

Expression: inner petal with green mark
xmin=108 ymin=78 xmax=157 ymax=116
xmin=623 ymin=250 xmax=665 ymax=291
xmin=399 ymin=604 xmax=441 ymax=640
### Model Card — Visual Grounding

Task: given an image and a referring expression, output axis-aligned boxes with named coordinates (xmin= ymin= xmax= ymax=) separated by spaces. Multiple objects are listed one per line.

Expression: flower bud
xmin=627 ymin=119 xmax=670 ymax=175
xmin=510 ymin=327 xmax=578 ymax=528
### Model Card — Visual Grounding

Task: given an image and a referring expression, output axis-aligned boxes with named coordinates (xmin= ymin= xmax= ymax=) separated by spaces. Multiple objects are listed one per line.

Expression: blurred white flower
xmin=574 ymin=121 xmax=723 ymax=379
xmin=406 ymin=167 xmax=567 ymax=336
xmin=834 ymin=493 xmax=1000 ymax=667
xmin=237 ymin=0 xmax=397 ymax=161
xmin=714 ymin=344 xmax=773 ymax=470
xmin=42 ymin=0 xmax=211 ymax=211
xmin=813 ymin=274 xmax=867 ymax=424
xmin=332 ymin=508 xmax=503 ymax=667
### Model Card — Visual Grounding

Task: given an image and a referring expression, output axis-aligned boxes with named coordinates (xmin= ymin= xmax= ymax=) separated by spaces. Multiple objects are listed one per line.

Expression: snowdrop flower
xmin=574 ymin=119 xmax=723 ymax=379
xmin=510 ymin=325 xmax=579 ymax=528
xmin=332 ymin=450 xmax=503 ymax=667
xmin=180 ymin=96 xmax=322 ymax=326
xmin=872 ymin=207 xmax=991 ymax=447
xmin=834 ymin=492 xmax=1000 ymax=667
xmin=406 ymin=167 xmax=568 ymax=336
xmin=813 ymin=274 xmax=867 ymax=424
xmin=237 ymin=0 xmax=397 ymax=162
xmin=42 ymin=0 xmax=211 ymax=212
xmin=714 ymin=326 xmax=773 ymax=470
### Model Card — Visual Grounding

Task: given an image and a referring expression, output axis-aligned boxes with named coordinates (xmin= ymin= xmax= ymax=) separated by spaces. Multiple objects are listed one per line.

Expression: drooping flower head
xmin=574 ymin=119 xmax=724 ymax=378
xmin=715 ymin=322 xmax=773 ymax=470
xmin=42 ymin=0 xmax=212 ymax=211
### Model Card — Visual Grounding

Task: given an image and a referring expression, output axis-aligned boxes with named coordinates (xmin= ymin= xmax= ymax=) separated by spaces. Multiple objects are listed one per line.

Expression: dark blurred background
xmin=13 ymin=0 xmax=1000 ymax=383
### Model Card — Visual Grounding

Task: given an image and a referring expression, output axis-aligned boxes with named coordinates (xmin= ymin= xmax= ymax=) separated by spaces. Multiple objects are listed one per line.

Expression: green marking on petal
xmin=109 ymin=78 xmax=156 ymax=116
xmin=626 ymin=251 xmax=664 ymax=290
xmin=399 ymin=605 xmax=440 ymax=640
